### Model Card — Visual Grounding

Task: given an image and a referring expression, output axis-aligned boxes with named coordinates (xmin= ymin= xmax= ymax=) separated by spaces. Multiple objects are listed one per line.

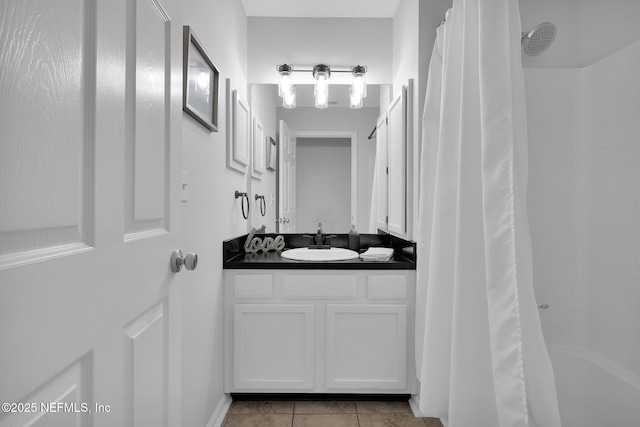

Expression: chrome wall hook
xmin=255 ymin=194 xmax=266 ymax=217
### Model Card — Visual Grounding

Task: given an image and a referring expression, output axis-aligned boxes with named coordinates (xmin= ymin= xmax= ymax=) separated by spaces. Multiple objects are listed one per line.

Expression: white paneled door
xmin=278 ymin=120 xmax=296 ymax=232
xmin=0 ymin=0 xmax=183 ymax=426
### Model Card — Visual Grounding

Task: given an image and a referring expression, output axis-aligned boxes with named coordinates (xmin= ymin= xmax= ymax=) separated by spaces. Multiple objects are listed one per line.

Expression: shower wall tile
xmin=610 ymin=267 xmax=639 ymax=297
xmin=552 ymin=239 xmax=574 ymax=260
xmin=612 ymin=94 xmax=635 ymax=122
xmin=573 ymin=283 xmax=590 ymax=305
xmin=537 ymin=281 xmax=573 ymax=303
xmin=552 ymin=72 xmax=575 ymax=110
xmin=541 ymin=323 xmax=572 ymax=346
xmin=588 ymin=241 xmax=610 ymax=265
xmin=552 ymin=109 xmax=574 ymax=132
xmin=610 ymin=243 xmax=634 ymax=270
xmin=528 ymin=174 xmax=554 ymax=196
xmin=530 ymin=153 xmax=555 ymax=174
xmin=589 ymin=219 xmax=610 ymax=242
xmin=610 ymin=315 xmax=640 ymax=348
xmin=528 ymin=130 xmax=554 ymax=153
xmin=590 ymin=57 xmax=612 ymax=106
xmin=528 ymin=109 xmax=555 ymax=131
xmin=591 ymin=149 xmax=611 ymax=172
xmin=610 ymin=195 xmax=635 ymax=219
xmin=553 ymin=154 xmax=574 ymax=174
xmin=526 ymin=38 xmax=640 ymax=363
xmin=588 ymin=286 xmax=611 ymax=314
xmin=590 ymin=195 xmax=610 ymax=218
xmin=610 ymin=220 xmax=635 ymax=245
xmin=552 ymin=195 xmax=573 ymax=217
xmin=609 ymin=170 xmax=635 ymax=194
xmin=612 ymin=49 xmax=635 ymax=100
xmin=572 ymin=303 xmax=590 ymax=326
xmin=528 ymin=196 xmax=551 ymax=217
xmin=552 ymin=175 xmax=573 ymax=196
xmin=591 ymin=123 xmax=611 ymax=149
xmin=610 ymin=144 xmax=634 ymax=170
xmin=589 ymin=263 xmax=610 ymax=287
xmin=609 ymin=340 xmax=640 ymax=379
xmin=611 ymin=291 xmax=640 ymax=324
xmin=553 ymin=132 xmax=574 ymax=153
xmin=575 ymin=241 xmax=590 ymax=262
xmin=634 ymin=120 xmax=640 ymax=145
xmin=591 ymin=329 xmax=615 ymax=363
xmin=540 ymin=302 xmax=572 ymax=324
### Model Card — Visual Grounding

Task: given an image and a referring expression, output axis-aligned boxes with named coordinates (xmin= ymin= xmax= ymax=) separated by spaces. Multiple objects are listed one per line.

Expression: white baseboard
xmin=409 ymin=395 xmax=448 ymax=426
xmin=205 ymin=393 xmax=233 ymax=427
xmin=409 ymin=395 xmax=426 ymax=417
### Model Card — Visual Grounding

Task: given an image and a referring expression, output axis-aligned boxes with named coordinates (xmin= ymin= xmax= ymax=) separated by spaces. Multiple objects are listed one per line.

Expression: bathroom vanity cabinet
xmin=223 ymin=269 xmax=416 ymax=394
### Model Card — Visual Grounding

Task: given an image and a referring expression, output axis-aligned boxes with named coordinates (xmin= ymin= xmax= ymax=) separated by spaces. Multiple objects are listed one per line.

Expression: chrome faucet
xmin=315 ymin=222 xmax=323 ymax=246
xmin=303 ymin=222 xmax=332 ymax=248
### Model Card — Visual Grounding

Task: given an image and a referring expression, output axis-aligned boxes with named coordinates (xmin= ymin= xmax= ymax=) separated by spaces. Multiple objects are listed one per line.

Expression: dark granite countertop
xmin=223 ymin=233 xmax=416 ymax=270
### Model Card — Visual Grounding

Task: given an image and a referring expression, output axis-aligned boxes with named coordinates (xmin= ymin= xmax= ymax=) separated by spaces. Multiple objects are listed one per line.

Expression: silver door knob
xmin=170 ymin=250 xmax=198 ymax=273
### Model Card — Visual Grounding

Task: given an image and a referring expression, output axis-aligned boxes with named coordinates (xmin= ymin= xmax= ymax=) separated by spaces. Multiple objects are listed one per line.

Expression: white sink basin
xmin=280 ymin=247 xmax=360 ymax=262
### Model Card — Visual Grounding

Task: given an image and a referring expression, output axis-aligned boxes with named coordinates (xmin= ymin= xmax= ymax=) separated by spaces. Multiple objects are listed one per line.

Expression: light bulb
xmin=350 ymin=65 xmax=367 ymax=100
xmin=352 ymin=74 xmax=366 ymax=99
xmin=315 ymin=90 xmax=328 ymax=109
xmin=277 ymin=64 xmax=293 ymax=97
xmin=283 ymin=85 xmax=296 ymax=109
xmin=313 ymin=64 xmax=330 ymax=109
xmin=349 ymin=85 xmax=363 ymax=109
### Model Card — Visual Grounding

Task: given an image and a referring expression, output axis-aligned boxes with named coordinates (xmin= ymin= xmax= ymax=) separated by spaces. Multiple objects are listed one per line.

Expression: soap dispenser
xmin=348 ymin=224 xmax=360 ymax=251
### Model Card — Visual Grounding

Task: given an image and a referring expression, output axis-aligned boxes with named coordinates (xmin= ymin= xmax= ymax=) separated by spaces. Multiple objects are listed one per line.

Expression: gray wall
xmin=296 ymin=138 xmax=351 ymax=233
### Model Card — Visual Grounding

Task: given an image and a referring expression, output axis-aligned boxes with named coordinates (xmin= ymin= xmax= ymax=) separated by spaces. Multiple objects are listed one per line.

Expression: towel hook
xmin=255 ymin=194 xmax=266 ymax=217
xmin=235 ymin=191 xmax=249 ymax=220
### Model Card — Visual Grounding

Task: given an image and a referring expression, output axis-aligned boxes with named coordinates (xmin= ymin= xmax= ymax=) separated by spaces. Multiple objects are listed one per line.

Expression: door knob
xmin=170 ymin=250 xmax=198 ymax=273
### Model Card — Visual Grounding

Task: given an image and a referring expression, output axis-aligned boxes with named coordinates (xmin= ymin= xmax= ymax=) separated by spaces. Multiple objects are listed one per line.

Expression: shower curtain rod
xmin=367 ymin=126 xmax=376 ymax=140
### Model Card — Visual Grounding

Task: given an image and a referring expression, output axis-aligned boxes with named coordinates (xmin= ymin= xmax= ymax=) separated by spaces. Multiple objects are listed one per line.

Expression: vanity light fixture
xmin=276 ymin=63 xmax=367 ymax=109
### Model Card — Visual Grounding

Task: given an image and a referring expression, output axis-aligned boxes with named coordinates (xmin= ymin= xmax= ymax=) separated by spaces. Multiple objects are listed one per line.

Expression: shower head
xmin=521 ymin=22 xmax=556 ymax=56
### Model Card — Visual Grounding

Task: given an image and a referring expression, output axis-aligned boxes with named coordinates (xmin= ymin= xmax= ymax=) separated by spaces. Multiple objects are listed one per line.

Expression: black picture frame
xmin=183 ymin=26 xmax=219 ymax=132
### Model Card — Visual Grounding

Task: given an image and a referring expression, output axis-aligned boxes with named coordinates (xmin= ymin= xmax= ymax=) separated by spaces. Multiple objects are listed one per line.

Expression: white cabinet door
xmin=0 ymin=0 xmax=183 ymax=425
xmin=233 ymin=304 xmax=314 ymax=390
xmin=325 ymin=304 xmax=407 ymax=390
xmin=387 ymin=87 xmax=407 ymax=236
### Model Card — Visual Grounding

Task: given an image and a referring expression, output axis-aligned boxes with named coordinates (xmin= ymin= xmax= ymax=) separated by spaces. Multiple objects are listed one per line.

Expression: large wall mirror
xmin=250 ymin=83 xmax=389 ymax=235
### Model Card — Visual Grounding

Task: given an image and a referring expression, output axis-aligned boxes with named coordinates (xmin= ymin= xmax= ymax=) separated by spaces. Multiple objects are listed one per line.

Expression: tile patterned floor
xmin=222 ymin=400 xmax=444 ymax=427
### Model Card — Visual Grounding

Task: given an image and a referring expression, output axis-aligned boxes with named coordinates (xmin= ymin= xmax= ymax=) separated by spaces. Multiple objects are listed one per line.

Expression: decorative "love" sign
xmin=244 ymin=228 xmax=286 ymax=253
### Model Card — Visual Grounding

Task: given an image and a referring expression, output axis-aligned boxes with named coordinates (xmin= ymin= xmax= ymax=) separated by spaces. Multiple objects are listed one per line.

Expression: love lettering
xmin=244 ymin=228 xmax=286 ymax=253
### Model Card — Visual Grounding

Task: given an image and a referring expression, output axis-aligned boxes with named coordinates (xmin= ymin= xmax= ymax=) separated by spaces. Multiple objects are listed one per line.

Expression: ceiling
xmin=240 ymin=0 xmax=401 ymax=18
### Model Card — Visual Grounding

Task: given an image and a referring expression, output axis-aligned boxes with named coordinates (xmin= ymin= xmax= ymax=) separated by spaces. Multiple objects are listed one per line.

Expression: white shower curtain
xmin=414 ymin=1 xmax=561 ymax=426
